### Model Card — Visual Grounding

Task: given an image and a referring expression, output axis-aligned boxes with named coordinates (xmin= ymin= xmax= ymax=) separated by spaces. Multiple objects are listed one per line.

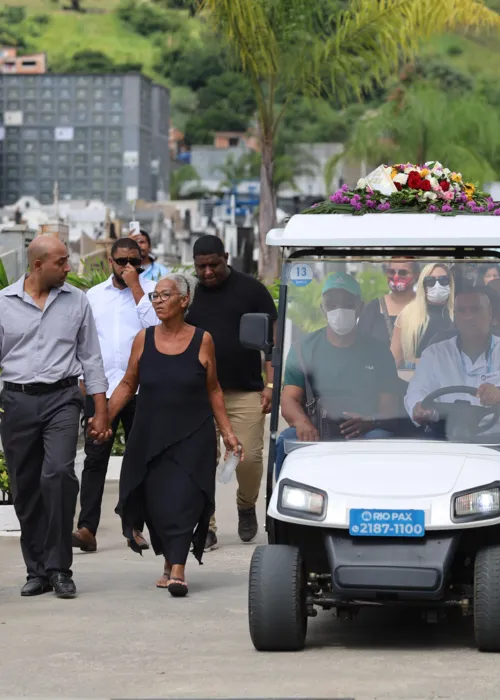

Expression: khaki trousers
xmin=210 ymin=390 xmax=265 ymax=534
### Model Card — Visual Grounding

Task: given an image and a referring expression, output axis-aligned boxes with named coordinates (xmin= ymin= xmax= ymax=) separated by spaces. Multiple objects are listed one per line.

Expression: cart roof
xmin=266 ymin=214 xmax=500 ymax=248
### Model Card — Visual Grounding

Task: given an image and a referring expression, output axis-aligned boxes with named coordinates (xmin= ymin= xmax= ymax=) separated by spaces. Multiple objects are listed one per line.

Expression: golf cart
xmin=240 ymin=167 xmax=500 ymax=653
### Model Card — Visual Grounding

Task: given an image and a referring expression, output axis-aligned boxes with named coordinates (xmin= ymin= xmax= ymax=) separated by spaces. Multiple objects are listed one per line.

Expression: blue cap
xmin=322 ymin=272 xmax=361 ymax=298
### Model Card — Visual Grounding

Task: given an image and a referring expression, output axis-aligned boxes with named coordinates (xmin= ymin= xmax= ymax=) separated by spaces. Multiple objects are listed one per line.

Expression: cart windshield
xmin=280 ymin=256 xmax=500 ymax=448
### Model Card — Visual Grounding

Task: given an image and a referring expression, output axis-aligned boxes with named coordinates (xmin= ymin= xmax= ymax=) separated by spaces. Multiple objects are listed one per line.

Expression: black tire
xmin=248 ymin=544 xmax=307 ymax=652
xmin=474 ymin=545 xmax=500 ymax=652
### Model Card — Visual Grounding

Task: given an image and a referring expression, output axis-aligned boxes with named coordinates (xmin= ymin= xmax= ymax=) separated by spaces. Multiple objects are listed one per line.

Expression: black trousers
xmin=77 ymin=395 xmax=142 ymax=535
xmin=0 ymin=386 xmax=83 ymax=579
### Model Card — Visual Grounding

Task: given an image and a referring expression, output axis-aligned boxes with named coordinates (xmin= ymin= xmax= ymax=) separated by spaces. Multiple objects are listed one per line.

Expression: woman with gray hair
xmin=106 ymin=272 xmax=243 ymax=596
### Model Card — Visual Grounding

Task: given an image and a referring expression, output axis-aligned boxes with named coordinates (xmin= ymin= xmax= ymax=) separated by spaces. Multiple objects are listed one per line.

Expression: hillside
xmin=2 ymin=0 xmax=500 ymax=147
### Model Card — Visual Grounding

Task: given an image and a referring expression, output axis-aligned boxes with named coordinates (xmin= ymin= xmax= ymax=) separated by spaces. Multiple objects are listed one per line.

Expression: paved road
xmin=2 ymin=476 xmax=500 ymax=700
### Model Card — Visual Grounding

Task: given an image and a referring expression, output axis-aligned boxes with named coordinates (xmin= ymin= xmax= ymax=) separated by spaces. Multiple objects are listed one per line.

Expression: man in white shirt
xmin=72 ymin=238 xmax=160 ymax=553
xmin=405 ymin=285 xmax=500 ymax=437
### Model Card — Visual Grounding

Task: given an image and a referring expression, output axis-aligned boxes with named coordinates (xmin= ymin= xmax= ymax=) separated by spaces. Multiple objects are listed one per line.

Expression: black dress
xmin=115 ymin=326 xmax=216 ymax=566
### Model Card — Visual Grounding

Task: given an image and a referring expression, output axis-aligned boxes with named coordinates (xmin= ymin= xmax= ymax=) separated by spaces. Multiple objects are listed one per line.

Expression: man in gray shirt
xmin=0 ymin=236 xmax=110 ymax=599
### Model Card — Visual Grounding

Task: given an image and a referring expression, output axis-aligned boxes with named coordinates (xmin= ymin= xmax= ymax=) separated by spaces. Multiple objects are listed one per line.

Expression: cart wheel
xmin=248 ymin=544 xmax=307 ymax=651
xmin=474 ymin=544 xmax=500 ymax=652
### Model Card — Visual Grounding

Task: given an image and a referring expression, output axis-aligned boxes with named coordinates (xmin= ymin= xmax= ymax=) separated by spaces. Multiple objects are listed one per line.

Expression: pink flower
xmin=427 ymin=205 xmax=438 ymax=213
xmin=494 ymin=209 xmax=500 ymax=216
xmin=443 ymin=191 xmax=454 ymax=201
xmin=341 ymin=184 xmax=349 ymax=192
xmin=366 ymin=199 xmax=376 ymax=208
xmin=441 ymin=204 xmax=453 ymax=212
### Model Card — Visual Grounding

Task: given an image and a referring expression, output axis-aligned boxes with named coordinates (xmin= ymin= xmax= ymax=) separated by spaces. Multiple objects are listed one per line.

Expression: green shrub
xmin=32 ymin=13 xmax=50 ymax=25
xmin=0 ymin=451 xmax=10 ymax=497
xmin=111 ymin=423 xmax=126 ymax=457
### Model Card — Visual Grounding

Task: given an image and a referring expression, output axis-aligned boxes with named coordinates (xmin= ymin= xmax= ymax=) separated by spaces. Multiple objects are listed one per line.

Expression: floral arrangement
xmin=304 ymin=161 xmax=500 ymax=216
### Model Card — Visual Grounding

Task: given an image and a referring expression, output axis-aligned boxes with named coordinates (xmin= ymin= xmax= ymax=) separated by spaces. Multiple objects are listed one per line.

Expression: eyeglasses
xmin=423 ymin=275 xmax=450 ymax=288
xmin=113 ymin=257 xmax=141 ymax=267
xmin=148 ymin=291 xmax=180 ymax=302
xmin=387 ymin=268 xmax=412 ymax=277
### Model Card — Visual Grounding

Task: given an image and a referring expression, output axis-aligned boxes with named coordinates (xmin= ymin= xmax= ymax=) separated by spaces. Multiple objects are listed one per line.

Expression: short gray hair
xmin=157 ymin=272 xmax=198 ymax=309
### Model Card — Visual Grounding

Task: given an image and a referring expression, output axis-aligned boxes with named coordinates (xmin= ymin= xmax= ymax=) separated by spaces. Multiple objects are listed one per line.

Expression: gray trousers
xmin=0 ymin=385 xmax=83 ymax=579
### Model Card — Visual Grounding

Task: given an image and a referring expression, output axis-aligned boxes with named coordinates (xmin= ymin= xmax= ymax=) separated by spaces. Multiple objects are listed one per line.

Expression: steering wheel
xmin=421 ymin=385 xmax=500 ymax=439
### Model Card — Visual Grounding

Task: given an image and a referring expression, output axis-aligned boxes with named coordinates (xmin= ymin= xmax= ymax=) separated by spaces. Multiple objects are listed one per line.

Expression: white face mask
xmin=426 ymin=282 xmax=451 ymax=304
xmin=326 ymin=308 xmax=357 ymax=335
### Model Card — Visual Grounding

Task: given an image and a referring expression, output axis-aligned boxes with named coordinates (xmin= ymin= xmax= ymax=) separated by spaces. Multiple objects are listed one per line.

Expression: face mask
xmin=326 ymin=308 xmax=357 ymax=335
xmin=426 ymin=282 xmax=451 ymax=304
xmin=388 ymin=276 xmax=414 ymax=293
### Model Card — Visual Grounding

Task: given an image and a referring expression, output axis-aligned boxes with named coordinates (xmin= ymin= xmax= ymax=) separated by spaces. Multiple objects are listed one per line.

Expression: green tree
xmin=199 ymin=0 xmax=500 ymax=281
xmin=340 ymin=83 xmax=500 ymax=185
xmin=169 ymin=164 xmax=200 ymax=199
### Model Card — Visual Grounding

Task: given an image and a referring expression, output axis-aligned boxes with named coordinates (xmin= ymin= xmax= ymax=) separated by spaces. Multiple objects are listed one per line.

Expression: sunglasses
xmin=387 ymin=268 xmax=412 ymax=277
xmin=113 ymin=257 xmax=141 ymax=267
xmin=423 ymin=275 xmax=450 ymax=288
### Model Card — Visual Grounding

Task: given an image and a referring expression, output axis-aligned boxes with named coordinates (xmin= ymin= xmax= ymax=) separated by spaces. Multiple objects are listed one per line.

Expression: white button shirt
xmin=86 ymin=276 xmax=160 ymax=398
xmin=405 ymin=334 xmax=500 ymax=424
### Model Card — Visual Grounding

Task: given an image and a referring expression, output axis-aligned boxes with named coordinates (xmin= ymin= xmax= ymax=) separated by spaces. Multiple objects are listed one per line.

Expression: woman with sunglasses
xmin=358 ymin=259 xmax=419 ymax=345
xmin=106 ymin=273 xmax=243 ymax=597
xmin=390 ymin=263 xmax=455 ymax=369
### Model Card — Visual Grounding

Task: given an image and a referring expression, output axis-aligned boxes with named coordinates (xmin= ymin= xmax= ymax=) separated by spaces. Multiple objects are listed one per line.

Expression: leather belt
xmin=3 ymin=376 xmax=79 ymax=395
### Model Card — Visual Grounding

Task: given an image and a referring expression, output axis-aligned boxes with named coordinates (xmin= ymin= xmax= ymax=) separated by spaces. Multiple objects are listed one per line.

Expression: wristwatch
xmin=266 ymin=383 xmax=274 ymax=389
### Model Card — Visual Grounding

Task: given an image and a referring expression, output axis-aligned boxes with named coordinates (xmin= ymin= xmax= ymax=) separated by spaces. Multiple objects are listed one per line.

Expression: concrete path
xmin=2 ymin=476 xmax=500 ymax=699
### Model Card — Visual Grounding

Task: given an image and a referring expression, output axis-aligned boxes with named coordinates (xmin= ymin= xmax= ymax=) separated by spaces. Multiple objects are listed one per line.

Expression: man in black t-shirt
xmin=186 ymin=235 xmax=278 ymax=549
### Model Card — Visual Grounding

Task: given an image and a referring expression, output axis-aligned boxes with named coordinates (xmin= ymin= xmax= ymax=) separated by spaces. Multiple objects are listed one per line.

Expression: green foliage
xmin=0 ymin=452 xmax=9 ymax=496
xmin=155 ymin=32 xmax=228 ymax=90
xmin=111 ymin=423 xmax=126 ymax=456
xmin=287 ymin=280 xmax=326 ymax=334
xmin=343 ymin=84 xmax=500 ymax=186
xmin=357 ymin=269 xmax=389 ymax=303
xmin=62 ymin=48 xmax=142 ymax=73
xmin=32 ymin=13 xmax=51 ymax=25
xmin=0 ymin=5 xmax=26 ymax=24
xmin=67 ymin=260 xmax=111 ymax=290
xmin=169 ymin=164 xmax=200 ymax=198
xmin=118 ymin=0 xmax=182 ymax=36
xmin=0 ymin=259 xmax=12 ymax=290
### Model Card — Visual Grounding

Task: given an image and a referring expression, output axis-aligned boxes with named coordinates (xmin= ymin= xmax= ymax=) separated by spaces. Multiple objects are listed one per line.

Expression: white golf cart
xmin=240 ymin=211 xmax=500 ymax=653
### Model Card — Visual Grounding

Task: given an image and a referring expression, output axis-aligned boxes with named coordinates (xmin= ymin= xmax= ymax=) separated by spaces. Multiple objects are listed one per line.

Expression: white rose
xmin=393 ymin=173 xmax=408 ymax=185
xmin=356 ymin=177 xmax=368 ymax=189
xmin=430 ymin=177 xmax=439 ymax=189
xmin=423 ymin=191 xmax=438 ymax=201
xmin=443 ymin=168 xmax=450 ymax=175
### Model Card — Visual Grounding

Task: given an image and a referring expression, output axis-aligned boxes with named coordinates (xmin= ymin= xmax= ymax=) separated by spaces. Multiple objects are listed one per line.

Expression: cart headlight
xmin=281 ymin=484 xmax=325 ymax=516
xmin=454 ymin=488 xmax=500 ymax=518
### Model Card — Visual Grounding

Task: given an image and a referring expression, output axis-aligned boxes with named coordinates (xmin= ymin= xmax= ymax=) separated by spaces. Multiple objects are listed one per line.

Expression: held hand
xmin=295 ymin=418 xmax=319 ymax=443
xmin=87 ymin=415 xmax=113 ymax=444
xmin=340 ymin=412 xmax=373 ymax=440
xmin=121 ymin=263 xmax=140 ymax=288
xmin=261 ymin=387 xmax=273 ymax=414
xmin=412 ymin=402 xmax=436 ymax=425
xmin=477 ymin=383 xmax=500 ymax=407
xmin=223 ymin=433 xmax=244 ymax=461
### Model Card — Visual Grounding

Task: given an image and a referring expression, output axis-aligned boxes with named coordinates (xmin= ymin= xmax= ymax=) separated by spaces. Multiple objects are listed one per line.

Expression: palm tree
xmin=337 ymin=84 xmax=500 ymax=186
xmin=198 ymin=0 xmax=500 ymax=281
xmin=169 ymin=164 xmax=201 ymax=200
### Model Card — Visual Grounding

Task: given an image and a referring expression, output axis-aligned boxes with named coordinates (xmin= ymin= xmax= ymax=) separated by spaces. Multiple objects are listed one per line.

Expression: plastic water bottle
xmin=218 ymin=452 xmax=240 ymax=484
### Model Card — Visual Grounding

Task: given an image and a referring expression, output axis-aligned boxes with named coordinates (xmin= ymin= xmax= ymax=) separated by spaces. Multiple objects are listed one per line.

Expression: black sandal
xmin=167 ymin=577 xmax=188 ymax=597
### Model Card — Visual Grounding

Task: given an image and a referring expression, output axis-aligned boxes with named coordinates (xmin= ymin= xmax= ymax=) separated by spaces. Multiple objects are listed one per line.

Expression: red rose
xmin=407 ymin=171 xmax=423 ymax=189
xmin=440 ymin=180 xmax=450 ymax=192
xmin=394 ymin=182 xmax=402 ymax=191
xmin=420 ymin=179 xmax=431 ymax=191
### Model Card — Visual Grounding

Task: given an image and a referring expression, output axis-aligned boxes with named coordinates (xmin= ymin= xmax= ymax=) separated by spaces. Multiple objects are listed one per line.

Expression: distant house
xmin=0 ymin=47 xmax=47 ymax=74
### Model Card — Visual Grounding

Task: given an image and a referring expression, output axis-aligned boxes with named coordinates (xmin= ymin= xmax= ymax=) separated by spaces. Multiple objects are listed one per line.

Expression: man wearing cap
xmin=276 ymin=272 xmax=399 ymax=476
